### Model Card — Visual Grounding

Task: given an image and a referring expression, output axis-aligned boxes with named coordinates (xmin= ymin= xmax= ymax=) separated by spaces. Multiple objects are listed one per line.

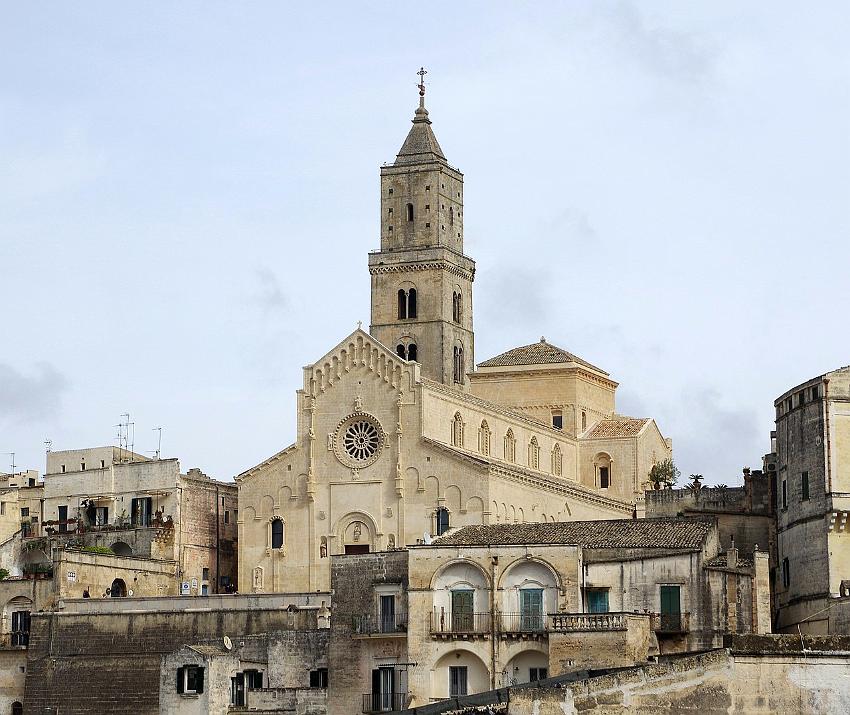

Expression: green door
xmin=660 ymin=585 xmax=681 ymax=631
xmin=520 ymin=589 xmax=543 ymax=631
xmin=451 ymin=590 xmax=473 ymax=631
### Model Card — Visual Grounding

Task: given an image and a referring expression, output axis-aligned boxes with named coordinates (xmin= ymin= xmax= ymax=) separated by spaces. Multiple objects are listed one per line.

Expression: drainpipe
xmin=490 ymin=555 xmax=498 ymax=690
xmin=215 ymin=484 xmax=220 ymax=595
xmin=823 ymin=379 xmax=831 ymax=494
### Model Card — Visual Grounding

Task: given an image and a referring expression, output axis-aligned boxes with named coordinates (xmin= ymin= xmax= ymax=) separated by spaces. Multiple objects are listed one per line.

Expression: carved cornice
xmin=235 ymin=443 xmax=298 ymax=483
xmin=368 ymin=261 xmax=475 ymax=281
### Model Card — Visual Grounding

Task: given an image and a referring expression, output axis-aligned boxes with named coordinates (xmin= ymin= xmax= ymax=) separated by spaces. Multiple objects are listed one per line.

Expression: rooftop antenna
xmin=44 ymin=439 xmax=52 ymax=453
xmin=1 ymin=452 xmax=15 ymax=477
xmin=152 ymin=427 xmax=162 ymax=460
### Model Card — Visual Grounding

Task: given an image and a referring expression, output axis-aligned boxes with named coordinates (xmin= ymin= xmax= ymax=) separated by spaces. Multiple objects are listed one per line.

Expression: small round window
xmin=333 ymin=413 xmax=386 ymax=468
xmin=343 ymin=420 xmax=380 ymax=461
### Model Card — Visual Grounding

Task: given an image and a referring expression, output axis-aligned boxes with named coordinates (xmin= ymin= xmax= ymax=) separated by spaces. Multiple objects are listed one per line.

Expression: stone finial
xmin=727 ymin=546 xmax=738 ymax=568
xmin=540 ymin=336 xmax=546 ymax=343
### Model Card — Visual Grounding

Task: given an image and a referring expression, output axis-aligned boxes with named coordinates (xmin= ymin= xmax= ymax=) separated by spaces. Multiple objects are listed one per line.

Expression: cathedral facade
xmin=236 ymin=89 xmax=671 ymax=593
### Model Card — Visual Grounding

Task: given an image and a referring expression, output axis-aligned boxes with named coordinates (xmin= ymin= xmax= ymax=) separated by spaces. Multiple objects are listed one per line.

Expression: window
xmin=478 ymin=421 xmax=491 ymax=456
xmin=11 ymin=610 xmax=30 ymax=647
xmin=782 ymin=557 xmax=790 ymax=588
xmin=398 ymin=289 xmax=407 ymax=319
xmin=551 ymin=411 xmax=563 ymax=430
xmin=80 ymin=462 xmax=85 ymax=471
xmin=396 ymin=343 xmax=417 ymax=361
xmin=504 ymin=429 xmax=516 ymax=463
xmin=408 ymin=289 xmax=417 ymax=318
xmin=380 ymin=594 xmax=396 ymax=633
xmin=451 ymin=412 xmax=464 ymax=448
xmin=58 ymin=505 xmax=68 ymax=533
xmin=529 ymin=668 xmax=547 ymax=682
xmin=449 ymin=666 xmax=468 ymax=697
xmin=528 ymin=437 xmax=540 ymax=470
xmin=407 ymin=343 xmax=417 ymax=362
xmin=449 ymin=207 xmax=454 ymax=225
xmin=224 ymin=510 xmax=230 ymax=524
xmin=659 ymin=585 xmax=682 ymax=631
xmin=452 ymin=291 xmax=462 ymax=323
xmin=406 ymin=203 xmax=414 ymax=221
xmin=309 ymin=668 xmax=328 ymax=688
xmin=581 ymin=411 xmax=587 ymax=431
xmin=176 ymin=665 xmax=205 ymax=695
xmin=801 ymin=472 xmax=809 ymax=501
xmin=202 ymin=567 xmax=209 ymax=581
xmin=453 ymin=345 xmax=465 ymax=383
xmin=585 ymin=589 xmax=609 ymax=613
xmin=396 ymin=344 xmax=406 ymax=358
xmin=0 ymin=502 xmax=5 ymax=516
xmin=388 ymin=188 xmax=393 ymax=195
xmin=271 ymin=518 xmax=284 ymax=549
xmin=782 ymin=479 xmax=787 ymax=509
xmin=551 ymin=444 xmax=562 ymax=477
xmin=20 ymin=507 xmax=29 ymax=518
xmin=436 ymin=507 xmax=450 ymax=536
xmin=61 ymin=464 xmax=65 ymax=473
xmin=100 ymin=459 xmax=105 ymax=468
xmin=201 ymin=584 xmax=208 ymax=596
xmin=397 ymin=288 xmax=417 ymax=320
xmin=131 ymin=497 xmax=153 ymax=526
xmin=371 ymin=667 xmax=397 ymax=711
xmin=95 ymin=507 xmax=108 ymax=526
xmin=812 ymin=385 xmax=820 ymax=400
xmin=599 ymin=466 xmax=610 ymax=489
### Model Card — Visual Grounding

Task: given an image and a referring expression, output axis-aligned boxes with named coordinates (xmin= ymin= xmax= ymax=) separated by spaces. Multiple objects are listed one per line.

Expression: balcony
xmin=499 ymin=612 xmax=548 ymax=637
xmin=0 ymin=632 xmax=29 ymax=649
xmin=353 ymin=612 xmax=408 ymax=637
xmin=430 ymin=611 xmax=491 ymax=638
xmin=362 ymin=691 xmax=408 ymax=713
xmin=653 ymin=612 xmax=690 ymax=634
xmin=550 ymin=612 xmax=628 ymax=632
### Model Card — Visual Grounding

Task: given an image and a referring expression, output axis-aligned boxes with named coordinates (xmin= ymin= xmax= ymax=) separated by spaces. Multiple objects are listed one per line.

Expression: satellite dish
xmin=127 ymin=589 xmax=134 ymax=597
xmin=223 ymin=635 xmax=233 ymax=651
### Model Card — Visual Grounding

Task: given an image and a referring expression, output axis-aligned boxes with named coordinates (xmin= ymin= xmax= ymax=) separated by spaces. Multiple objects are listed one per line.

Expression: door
xmin=371 ymin=668 xmax=395 ymax=712
xmin=231 ymin=672 xmax=245 ymax=706
xmin=449 ymin=666 xmax=468 ymax=697
xmin=380 ymin=595 xmax=395 ymax=633
xmin=660 ymin=585 xmax=681 ymax=631
xmin=58 ymin=505 xmax=68 ymax=533
xmin=11 ymin=611 xmax=29 ymax=647
xmin=586 ymin=589 xmax=609 ymax=614
xmin=451 ymin=590 xmax=473 ymax=631
xmin=520 ymin=589 xmax=543 ymax=631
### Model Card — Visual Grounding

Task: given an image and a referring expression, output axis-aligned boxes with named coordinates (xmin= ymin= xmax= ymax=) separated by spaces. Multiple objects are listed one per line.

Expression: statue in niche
xmin=252 ymin=566 xmax=264 ymax=592
xmin=387 ymin=534 xmax=395 ymax=550
xmin=352 ymin=522 xmax=362 ymax=542
xmin=320 ymin=537 xmax=328 ymax=558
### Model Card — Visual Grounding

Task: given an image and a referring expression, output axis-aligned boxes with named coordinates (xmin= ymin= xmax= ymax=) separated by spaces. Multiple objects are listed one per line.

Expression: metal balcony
xmin=499 ymin=612 xmax=548 ymax=634
xmin=430 ymin=611 xmax=491 ymax=636
xmin=362 ymin=691 xmax=408 ymax=713
xmin=353 ymin=612 xmax=408 ymax=636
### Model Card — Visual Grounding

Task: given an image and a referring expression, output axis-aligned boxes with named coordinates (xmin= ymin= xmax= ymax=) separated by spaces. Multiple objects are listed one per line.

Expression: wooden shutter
xmin=176 ymin=667 xmax=184 ymax=694
xmin=196 ymin=667 xmax=204 ymax=694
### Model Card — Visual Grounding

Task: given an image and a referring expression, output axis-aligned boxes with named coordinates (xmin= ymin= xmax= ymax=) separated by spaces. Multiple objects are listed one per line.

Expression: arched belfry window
xmin=396 ymin=343 xmax=418 ymax=362
xmin=397 ymin=287 xmax=417 ymax=320
xmin=396 ymin=344 xmax=406 ymax=359
xmin=528 ymin=437 xmax=540 ymax=470
xmin=406 ymin=203 xmax=414 ymax=222
xmin=452 ymin=291 xmax=463 ymax=323
xmin=453 ymin=345 xmax=465 ymax=384
xmin=407 ymin=343 xmax=417 ymax=362
xmin=271 ymin=518 xmax=284 ymax=549
xmin=478 ymin=420 xmax=491 ymax=456
xmin=504 ymin=429 xmax=516 ymax=463
xmin=451 ymin=412 xmax=464 ymax=448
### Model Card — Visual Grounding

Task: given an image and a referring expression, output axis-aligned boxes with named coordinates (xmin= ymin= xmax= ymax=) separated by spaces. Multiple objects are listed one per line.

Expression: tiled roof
xmin=477 ymin=339 xmax=607 ymax=375
xmin=431 ymin=518 xmax=713 ymax=549
xmin=585 ymin=418 xmax=649 ymax=439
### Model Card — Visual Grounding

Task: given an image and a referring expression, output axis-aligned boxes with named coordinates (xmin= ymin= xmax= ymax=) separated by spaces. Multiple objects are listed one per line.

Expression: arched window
xmin=595 ymin=453 xmax=612 ymax=489
xmin=504 ymin=429 xmax=516 ymax=463
xmin=581 ymin=411 xmax=587 ymax=432
xmin=452 ymin=293 xmax=458 ymax=322
xmin=451 ymin=412 xmax=464 ymax=447
xmin=408 ymin=288 xmax=417 ymax=318
xmin=436 ymin=507 xmax=450 ymax=536
xmin=478 ymin=421 xmax=491 ymax=456
xmin=782 ymin=557 xmax=790 ymax=588
xmin=528 ymin=437 xmax=540 ymax=470
xmin=397 ymin=287 xmax=417 ymax=320
xmin=398 ymin=289 xmax=407 ymax=319
xmin=453 ymin=292 xmax=462 ymax=323
xmin=406 ymin=203 xmax=414 ymax=222
xmin=396 ymin=344 xmax=406 ymax=358
xmin=271 ymin=518 xmax=284 ymax=549
xmin=407 ymin=343 xmax=417 ymax=362
xmin=453 ymin=345 xmax=465 ymax=384
xmin=551 ymin=444 xmax=563 ymax=476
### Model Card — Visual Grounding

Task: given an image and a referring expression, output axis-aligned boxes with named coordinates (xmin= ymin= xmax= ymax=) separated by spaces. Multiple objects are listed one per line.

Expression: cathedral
xmin=236 ymin=82 xmax=672 ymax=593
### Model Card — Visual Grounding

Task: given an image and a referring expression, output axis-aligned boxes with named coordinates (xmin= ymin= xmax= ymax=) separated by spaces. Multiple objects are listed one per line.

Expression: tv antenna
xmin=152 ymin=427 xmax=162 ymax=460
xmin=44 ymin=439 xmax=52 ymax=453
xmin=1 ymin=452 xmax=15 ymax=477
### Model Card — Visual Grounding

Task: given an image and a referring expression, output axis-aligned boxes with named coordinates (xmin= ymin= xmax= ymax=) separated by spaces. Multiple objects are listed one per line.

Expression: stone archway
xmin=110 ymin=578 xmax=127 ymax=597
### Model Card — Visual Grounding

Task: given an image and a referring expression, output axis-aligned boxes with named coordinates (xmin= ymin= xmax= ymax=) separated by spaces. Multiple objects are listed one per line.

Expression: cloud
xmin=0 ymin=363 xmax=68 ymax=423
xmin=252 ymin=267 xmax=287 ymax=315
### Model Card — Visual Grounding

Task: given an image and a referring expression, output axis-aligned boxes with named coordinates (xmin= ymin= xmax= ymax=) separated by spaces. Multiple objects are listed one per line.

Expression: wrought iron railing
xmin=653 ymin=612 xmax=690 ymax=633
xmin=0 ymin=631 xmax=29 ymax=648
xmin=362 ymin=691 xmax=408 ymax=713
xmin=549 ymin=612 xmax=628 ymax=632
xmin=430 ymin=611 xmax=491 ymax=635
xmin=353 ymin=612 xmax=408 ymax=635
xmin=499 ymin=612 xmax=548 ymax=633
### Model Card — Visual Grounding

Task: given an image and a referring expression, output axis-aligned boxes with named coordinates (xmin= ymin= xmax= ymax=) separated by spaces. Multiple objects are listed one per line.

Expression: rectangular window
xmin=812 ymin=385 xmax=820 ymax=400
xmin=782 ymin=557 xmax=790 ymax=588
xmin=224 ymin=510 xmax=230 ymax=524
xmin=551 ymin=411 xmax=563 ymax=430
xmin=131 ymin=497 xmax=153 ymax=526
xmin=80 ymin=463 xmax=86 ymax=471
xmin=599 ymin=467 xmax=610 ymax=489
xmin=782 ymin=479 xmax=787 ymax=509
xmin=0 ymin=502 xmax=5 ymax=516
xmin=529 ymin=667 xmax=548 ymax=682
xmin=309 ymin=668 xmax=328 ymax=688
xmin=61 ymin=464 xmax=65 ymax=473
xmin=58 ymin=505 xmax=68 ymax=533
xmin=449 ymin=666 xmax=468 ymax=697
xmin=20 ymin=507 xmax=29 ymax=518
xmin=100 ymin=459 xmax=105 ymax=468
xmin=801 ymin=472 xmax=810 ymax=501
xmin=201 ymin=584 xmax=208 ymax=596
xmin=202 ymin=567 xmax=209 ymax=581
xmin=177 ymin=665 xmax=204 ymax=695
xmin=380 ymin=594 xmax=396 ymax=633
xmin=95 ymin=507 xmax=108 ymax=526
xmin=11 ymin=610 xmax=30 ymax=647
xmin=586 ymin=589 xmax=609 ymax=614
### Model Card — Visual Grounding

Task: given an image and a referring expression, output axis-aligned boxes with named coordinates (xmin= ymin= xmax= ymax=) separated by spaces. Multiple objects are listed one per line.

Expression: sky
xmin=1 ymin=2 xmax=848 ymax=485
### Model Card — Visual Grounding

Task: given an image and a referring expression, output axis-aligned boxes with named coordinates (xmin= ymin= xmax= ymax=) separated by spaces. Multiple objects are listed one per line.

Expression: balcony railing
xmin=362 ymin=692 xmax=408 ymax=713
xmin=500 ymin=612 xmax=548 ymax=634
xmin=430 ymin=611 xmax=491 ymax=635
xmin=0 ymin=632 xmax=29 ymax=649
xmin=353 ymin=612 xmax=408 ymax=635
xmin=550 ymin=612 xmax=628 ymax=632
xmin=653 ymin=612 xmax=690 ymax=634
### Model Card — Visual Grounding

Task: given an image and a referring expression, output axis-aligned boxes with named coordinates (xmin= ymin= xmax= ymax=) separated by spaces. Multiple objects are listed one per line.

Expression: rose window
xmin=343 ymin=420 xmax=380 ymax=461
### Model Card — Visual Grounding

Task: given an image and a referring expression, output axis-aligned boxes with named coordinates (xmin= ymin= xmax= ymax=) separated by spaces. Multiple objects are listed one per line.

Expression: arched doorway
xmin=12 ymin=702 xmax=23 ymax=715
xmin=111 ymin=541 xmax=132 ymax=557
xmin=110 ymin=578 xmax=127 ymax=597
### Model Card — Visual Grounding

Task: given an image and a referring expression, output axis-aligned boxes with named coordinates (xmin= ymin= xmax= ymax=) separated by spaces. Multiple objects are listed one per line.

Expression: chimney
xmin=727 ymin=545 xmax=738 ymax=569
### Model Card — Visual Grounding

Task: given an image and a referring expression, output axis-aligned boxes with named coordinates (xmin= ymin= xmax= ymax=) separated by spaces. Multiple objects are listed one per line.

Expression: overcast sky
xmin=1 ymin=2 xmax=848 ymax=485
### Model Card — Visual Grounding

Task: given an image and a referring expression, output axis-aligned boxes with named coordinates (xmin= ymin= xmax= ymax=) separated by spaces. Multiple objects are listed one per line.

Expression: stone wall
xmin=548 ymin=614 xmax=655 ymax=674
xmin=24 ymin=605 xmax=319 ymax=714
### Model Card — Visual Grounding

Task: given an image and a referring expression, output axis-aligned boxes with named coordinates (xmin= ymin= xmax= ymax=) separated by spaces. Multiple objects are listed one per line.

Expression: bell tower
xmin=368 ymin=69 xmax=475 ymax=388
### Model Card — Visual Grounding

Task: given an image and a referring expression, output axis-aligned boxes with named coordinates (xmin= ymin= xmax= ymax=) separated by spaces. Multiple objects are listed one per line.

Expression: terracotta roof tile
xmin=477 ymin=339 xmax=607 ymax=375
xmin=585 ymin=418 xmax=649 ymax=438
xmin=431 ymin=518 xmax=713 ymax=549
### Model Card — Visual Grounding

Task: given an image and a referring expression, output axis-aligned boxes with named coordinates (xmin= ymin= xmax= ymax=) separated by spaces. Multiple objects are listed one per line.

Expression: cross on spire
xmin=417 ymin=67 xmax=427 ymax=107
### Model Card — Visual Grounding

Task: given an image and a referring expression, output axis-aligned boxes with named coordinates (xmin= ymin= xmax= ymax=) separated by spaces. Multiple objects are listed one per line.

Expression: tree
xmin=648 ymin=458 xmax=680 ymax=489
